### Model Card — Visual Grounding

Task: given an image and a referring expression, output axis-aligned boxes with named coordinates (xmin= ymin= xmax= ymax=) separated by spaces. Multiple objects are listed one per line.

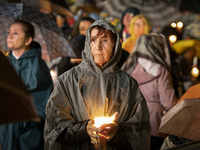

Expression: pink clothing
xmin=131 ymin=62 xmax=177 ymax=138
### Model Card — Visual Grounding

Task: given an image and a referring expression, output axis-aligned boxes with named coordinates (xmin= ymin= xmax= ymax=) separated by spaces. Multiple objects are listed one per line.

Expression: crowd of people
xmin=0 ymin=5 xmax=200 ymax=150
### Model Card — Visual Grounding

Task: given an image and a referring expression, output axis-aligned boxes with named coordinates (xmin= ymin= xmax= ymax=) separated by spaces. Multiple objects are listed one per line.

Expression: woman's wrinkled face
xmin=90 ymin=28 xmax=115 ymax=68
xmin=7 ymin=23 xmax=28 ymax=50
xmin=79 ymin=20 xmax=93 ymax=35
xmin=133 ymin=18 xmax=145 ymax=37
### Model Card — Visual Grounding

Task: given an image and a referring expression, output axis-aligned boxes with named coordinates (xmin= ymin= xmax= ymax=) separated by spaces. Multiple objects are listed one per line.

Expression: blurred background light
xmin=171 ymin=22 xmax=177 ymax=28
xmin=177 ymin=21 xmax=183 ymax=29
xmin=169 ymin=35 xmax=177 ymax=43
xmin=191 ymin=67 xmax=199 ymax=77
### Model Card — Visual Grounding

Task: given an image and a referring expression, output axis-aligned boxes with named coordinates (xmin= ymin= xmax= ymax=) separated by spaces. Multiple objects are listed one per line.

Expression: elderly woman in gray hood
xmin=44 ymin=20 xmax=150 ymax=150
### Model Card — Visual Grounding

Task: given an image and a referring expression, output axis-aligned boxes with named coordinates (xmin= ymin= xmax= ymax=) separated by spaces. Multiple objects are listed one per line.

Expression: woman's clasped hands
xmin=87 ymin=112 xmax=119 ymax=144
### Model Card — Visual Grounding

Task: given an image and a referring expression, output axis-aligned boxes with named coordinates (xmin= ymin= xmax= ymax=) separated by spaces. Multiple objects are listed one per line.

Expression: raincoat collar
xmin=81 ymin=20 xmax=122 ymax=73
xmin=9 ymin=41 xmax=41 ymax=60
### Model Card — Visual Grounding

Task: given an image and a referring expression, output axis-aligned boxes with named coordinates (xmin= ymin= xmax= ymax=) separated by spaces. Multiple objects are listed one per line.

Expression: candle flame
xmin=94 ymin=116 xmax=114 ymax=127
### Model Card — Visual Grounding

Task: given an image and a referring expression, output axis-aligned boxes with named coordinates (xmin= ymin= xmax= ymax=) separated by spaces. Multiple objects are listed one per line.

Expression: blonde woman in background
xmin=122 ymin=14 xmax=149 ymax=54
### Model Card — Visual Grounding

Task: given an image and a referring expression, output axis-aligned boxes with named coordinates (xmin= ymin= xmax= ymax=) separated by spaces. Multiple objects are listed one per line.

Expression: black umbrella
xmin=0 ymin=52 xmax=40 ymax=125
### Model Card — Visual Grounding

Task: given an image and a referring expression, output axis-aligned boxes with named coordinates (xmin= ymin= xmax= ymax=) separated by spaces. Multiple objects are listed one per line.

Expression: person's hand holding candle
xmin=98 ymin=112 xmax=119 ymax=142
xmin=87 ymin=112 xmax=119 ymax=144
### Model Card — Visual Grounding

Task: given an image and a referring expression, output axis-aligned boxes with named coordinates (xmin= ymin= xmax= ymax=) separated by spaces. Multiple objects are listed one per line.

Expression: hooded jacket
xmin=44 ymin=20 xmax=151 ymax=150
xmin=121 ymin=34 xmax=177 ymax=138
xmin=8 ymin=41 xmax=53 ymax=119
xmin=0 ymin=41 xmax=53 ymax=150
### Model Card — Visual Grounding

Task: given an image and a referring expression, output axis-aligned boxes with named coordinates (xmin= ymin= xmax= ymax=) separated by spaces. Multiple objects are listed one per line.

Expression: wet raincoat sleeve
xmin=44 ymin=75 xmax=94 ymax=149
xmin=107 ymin=92 xmax=151 ymax=150
xmin=44 ymin=76 xmax=80 ymax=150
xmin=55 ymin=118 xmax=133 ymax=149
xmin=55 ymin=120 xmax=91 ymax=145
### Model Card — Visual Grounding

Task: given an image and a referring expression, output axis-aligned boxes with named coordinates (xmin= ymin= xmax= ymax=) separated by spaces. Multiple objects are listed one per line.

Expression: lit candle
xmin=94 ymin=116 xmax=114 ymax=127
xmin=93 ymin=116 xmax=114 ymax=150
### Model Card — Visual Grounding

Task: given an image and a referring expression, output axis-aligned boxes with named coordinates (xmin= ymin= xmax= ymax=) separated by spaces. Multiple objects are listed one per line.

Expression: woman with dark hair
xmin=57 ymin=34 xmax=86 ymax=76
xmin=56 ymin=16 xmax=94 ymax=76
xmin=119 ymin=6 xmax=140 ymax=42
xmin=71 ymin=16 xmax=95 ymax=39
xmin=122 ymin=33 xmax=178 ymax=150
xmin=0 ymin=19 xmax=53 ymax=150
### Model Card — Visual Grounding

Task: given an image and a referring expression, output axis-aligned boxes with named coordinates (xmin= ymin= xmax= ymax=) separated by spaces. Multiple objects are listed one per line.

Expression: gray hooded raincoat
xmin=44 ymin=20 xmax=150 ymax=150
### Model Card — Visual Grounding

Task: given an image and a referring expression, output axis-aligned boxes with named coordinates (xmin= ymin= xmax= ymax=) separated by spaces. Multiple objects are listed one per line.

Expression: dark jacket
xmin=44 ymin=20 xmax=151 ymax=150
xmin=0 ymin=42 xmax=53 ymax=150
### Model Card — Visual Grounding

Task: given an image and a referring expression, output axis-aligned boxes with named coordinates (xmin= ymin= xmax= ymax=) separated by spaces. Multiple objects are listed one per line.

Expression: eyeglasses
xmin=133 ymin=23 xmax=145 ymax=27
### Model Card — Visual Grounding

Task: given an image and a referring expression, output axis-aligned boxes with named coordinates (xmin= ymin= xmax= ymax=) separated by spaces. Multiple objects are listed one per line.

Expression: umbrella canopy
xmin=0 ymin=1 xmax=75 ymax=61
xmin=101 ymin=0 xmax=181 ymax=28
xmin=184 ymin=19 xmax=200 ymax=40
xmin=0 ymin=51 xmax=40 ymax=125
xmin=158 ymin=84 xmax=200 ymax=141
xmin=178 ymin=83 xmax=200 ymax=103
xmin=159 ymin=98 xmax=200 ymax=141
xmin=172 ymin=39 xmax=200 ymax=58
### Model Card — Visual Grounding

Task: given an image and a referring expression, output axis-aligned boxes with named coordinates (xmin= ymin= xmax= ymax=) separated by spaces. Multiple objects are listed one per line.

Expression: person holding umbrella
xmin=44 ymin=20 xmax=151 ymax=150
xmin=0 ymin=19 xmax=53 ymax=150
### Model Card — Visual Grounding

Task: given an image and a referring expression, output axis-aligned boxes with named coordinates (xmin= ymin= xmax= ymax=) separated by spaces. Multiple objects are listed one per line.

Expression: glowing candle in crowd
xmin=94 ymin=116 xmax=114 ymax=127
xmin=171 ymin=22 xmax=176 ymax=28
